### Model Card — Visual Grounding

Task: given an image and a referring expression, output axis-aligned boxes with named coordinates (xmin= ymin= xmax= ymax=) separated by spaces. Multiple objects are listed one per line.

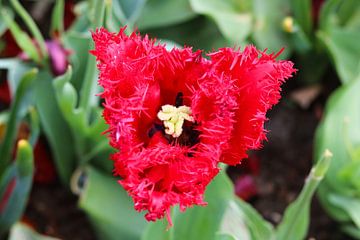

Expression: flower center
xmin=157 ymin=104 xmax=194 ymax=138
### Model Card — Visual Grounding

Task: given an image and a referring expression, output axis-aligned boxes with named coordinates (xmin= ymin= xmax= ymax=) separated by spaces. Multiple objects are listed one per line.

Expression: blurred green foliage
xmin=315 ymin=75 xmax=360 ymax=238
xmin=0 ymin=0 xmax=359 ymax=239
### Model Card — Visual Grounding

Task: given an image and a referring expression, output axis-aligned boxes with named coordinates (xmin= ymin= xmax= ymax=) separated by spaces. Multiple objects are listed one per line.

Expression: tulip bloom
xmin=92 ymin=27 xmax=295 ymax=224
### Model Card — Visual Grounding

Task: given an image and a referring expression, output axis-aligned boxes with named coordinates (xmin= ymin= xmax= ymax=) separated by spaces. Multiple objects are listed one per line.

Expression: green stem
xmin=82 ymin=140 xmax=109 ymax=163
xmin=79 ymin=0 xmax=105 ymax=112
xmin=279 ymin=150 xmax=332 ymax=239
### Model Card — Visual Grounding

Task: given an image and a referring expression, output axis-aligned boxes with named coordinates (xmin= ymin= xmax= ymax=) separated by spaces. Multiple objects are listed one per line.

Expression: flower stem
xmin=276 ymin=149 xmax=332 ymax=240
xmin=78 ymin=0 xmax=105 ymax=112
xmin=10 ymin=0 xmax=48 ymax=60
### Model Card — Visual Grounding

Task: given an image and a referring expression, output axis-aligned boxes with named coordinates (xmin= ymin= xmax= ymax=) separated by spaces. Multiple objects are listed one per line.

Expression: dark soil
xmin=251 ymin=100 xmax=350 ymax=240
xmin=24 ymin=183 xmax=96 ymax=240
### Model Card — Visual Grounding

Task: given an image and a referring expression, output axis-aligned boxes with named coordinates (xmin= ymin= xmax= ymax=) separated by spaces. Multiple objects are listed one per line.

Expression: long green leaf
xmin=34 ymin=70 xmax=76 ymax=184
xmin=50 ymin=0 xmax=65 ymax=36
xmin=10 ymin=0 xmax=47 ymax=59
xmin=276 ymin=150 xmax=332 ymax=240
xmin=78 ymin=0 xmax=105 ymax=113
xmin=0 ymin=140 xmax=34 ymax=235
xmin=146 ymin=17 xmax=228 ymax=52
xmin=215 ymin=233 xmax=237 ymax=240
xmin=113 ymin=0 xmax=147 ymax=28
xmin=141 ymin=220 xmax=171 ymax=240
xmin=190 ymin=0 xmax=252 ymax=44
xmin=1 ymin=9 xmax=40 ymax=63
xmin=342 ymin=224 xmax=360 ymax=239
xmin=317 ymin=28 xmax=360 ymax=84
xmin=136 ymin=0 xmax=196 ymax=30
xmin=329 ymin=194 xmax=360 ymax=229
xmin=291 ymin=0 xmax=312 ymax=36
xmin=233 ymin=198 xmax=274 ymax=240
xmin=73 ymin=166 xmax=147 ymax=240
xmin=252 ymin=0 xmax=292 ymax=58
xmin=314 ymin=75 xmax=360 ymax=225
xmin=172 ymin=171 xmax=234 ymax=240
xmin=0 ymin=7 xmax=13 ymax=36
xmin=0 ymin=69 xmax=37 ymax=176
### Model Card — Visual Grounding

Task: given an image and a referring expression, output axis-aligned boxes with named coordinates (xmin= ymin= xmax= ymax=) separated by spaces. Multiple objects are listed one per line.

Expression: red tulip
xmin=92 ymin=27 xmax=296 ymax=224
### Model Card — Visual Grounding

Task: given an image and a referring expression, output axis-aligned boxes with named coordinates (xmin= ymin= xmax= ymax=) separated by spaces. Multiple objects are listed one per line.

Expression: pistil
xmin=157 ymin=104 xmax=194 ymax=138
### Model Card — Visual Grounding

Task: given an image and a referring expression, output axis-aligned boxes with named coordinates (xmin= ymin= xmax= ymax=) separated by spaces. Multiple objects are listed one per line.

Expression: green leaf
xmin=62 ymin=31 xmax=91 ymax=91
xmin=141 ymin=220 xmax=171 ymax=240
xmin=50 ymin=0 xmax=64 ymax=36
xmin=1 ymin=9 xmax=40 ymax=63
xmin=342 ymin=224 xmax=360 ymax=239
xmin=0 ymin=69 xmax=37 ymax=175
xmin=291 ymin=0 xmax=312 ymax=36
xmin=0 ymin=7 xmax=13 ymax=36
xmin=0 ymin=140 xmax=34 ymax=235
xmin=16 ymin=140 xmax=34 ymax=177
xmin=190 ymin=0 xmax=252 ymax=44
xmin=108 ymin=0 xmax=126 ymax=28
xmin=329 ymin=194 xmax=360 ymax=229
xmin=171 ymin=171 xmax=234 ymax=240
xmin=314 ymin=75 xmax=360 ymax=223
xmin=316 ymin=180 xmax=350 ymax=222
xmin=136 ymin=0 xmax=196 ymax=30
xmin=319 ymin=0 xmax=360 ymax=31
xmin=83 ymin=108 xmax=113 ymax=172
xmin=117 ymin=0 xmax=147 ymax=20
xmin=275 ymin=150 xmax=332 ymax=240
xmin=10 ymin=0 xmax=47 ymax=60
xmin=67 ymin=2 xmax=92 ymax=33
xmin=34 ymin=70 xmax=77 ymax=184
xmin=141 ymin=171 xmax=237 ymax=240
xmin=233 ymin=198 xmax=274 ymax=240
xmin=317 ymin=28 xmax=360 ymax=84
xmin=142 ymin=170 xmax=274 ymax=240
xmin=113 ymin=0 xmax=146 ymax=28
xmin=9 ymin=222 xmax=58 ymax=240
xmin=337 ymin=162 xmax=360 ymax=192
xmin=146 ymin=17 xmax=229 ymax=52
xmin=79 ymin=0 xmax=105 ymax=113
xmin=315 ymin=75 xmax=360 ymax=189
xmin=53 ymin=67 xmax=78 ymax=116
xmin=27 ymin=107 xmax=40 ymax=147
xmin=252 ymin=0 xmax=292 ymax=58
xmin=218 ymin=201 xmax=252 ymax=240
xmin=215 ymin=233 xmax=237 ymax=240
xmin=285 ymin=18 xmax=312 ymax=54
xmin=53 ymin=66 xmax=111 ymax=170
xmin=73 ymin=166 xmax=147 ymax=240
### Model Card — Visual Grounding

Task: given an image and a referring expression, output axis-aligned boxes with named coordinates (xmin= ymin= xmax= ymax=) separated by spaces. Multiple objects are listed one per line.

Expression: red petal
xmin=210 ymin=47 xmax=296 ymax=165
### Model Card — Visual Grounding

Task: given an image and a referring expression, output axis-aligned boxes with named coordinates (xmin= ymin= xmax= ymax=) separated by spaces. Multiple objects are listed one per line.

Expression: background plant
xmin=0 ymin=0 xmax=359 ymax=239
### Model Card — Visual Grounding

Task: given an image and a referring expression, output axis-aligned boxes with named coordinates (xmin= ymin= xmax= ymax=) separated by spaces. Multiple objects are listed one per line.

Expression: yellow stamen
xmin=157 ymin=104 xmax=194 ymax=138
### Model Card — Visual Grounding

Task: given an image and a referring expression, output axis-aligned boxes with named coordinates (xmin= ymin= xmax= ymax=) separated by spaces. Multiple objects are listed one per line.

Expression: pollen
xmin=157 ymin=104 xmax=194 ymax=138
